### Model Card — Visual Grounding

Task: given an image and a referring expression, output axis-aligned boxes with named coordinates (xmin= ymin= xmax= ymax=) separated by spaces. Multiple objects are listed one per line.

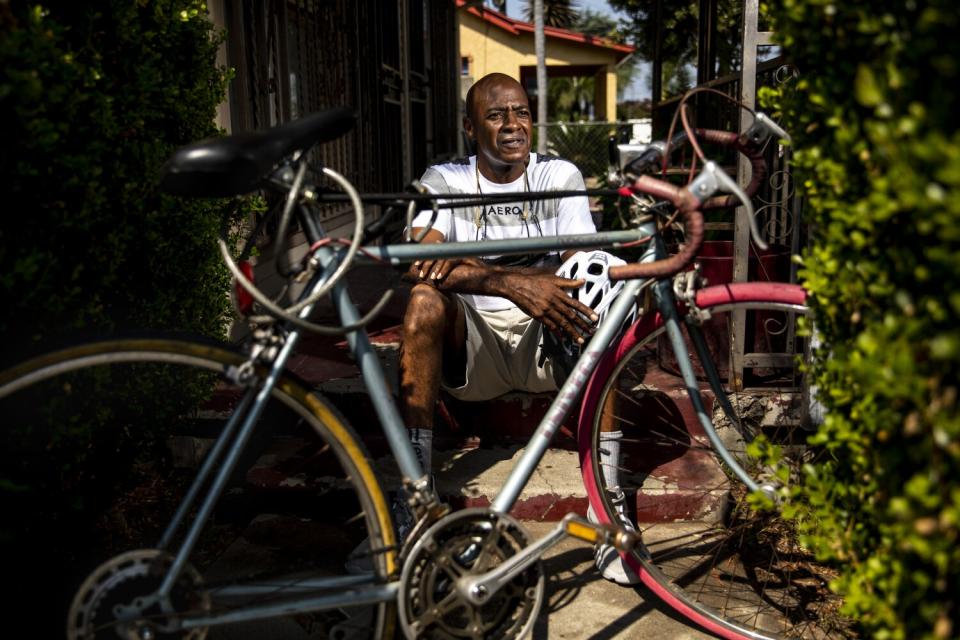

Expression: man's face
xmin=466 ymin=79 xmax=532 ymax=175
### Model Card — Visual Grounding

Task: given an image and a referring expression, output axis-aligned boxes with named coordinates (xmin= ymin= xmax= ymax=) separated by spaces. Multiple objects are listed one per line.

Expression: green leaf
xmin=854 ymin=64 xmax=883 ymax=107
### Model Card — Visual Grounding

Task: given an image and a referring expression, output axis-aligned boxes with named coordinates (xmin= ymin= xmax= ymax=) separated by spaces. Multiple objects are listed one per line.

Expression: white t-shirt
xmin=411 ymin=153 xmax=596 ymax=311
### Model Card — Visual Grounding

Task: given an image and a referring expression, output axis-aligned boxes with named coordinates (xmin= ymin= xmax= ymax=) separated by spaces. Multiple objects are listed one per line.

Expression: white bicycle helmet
xmin=542 ymin=251 xmax=638 ymax=380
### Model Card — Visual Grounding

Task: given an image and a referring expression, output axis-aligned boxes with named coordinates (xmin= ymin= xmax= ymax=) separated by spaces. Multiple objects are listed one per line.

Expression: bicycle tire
xmin=0 ymin=335 xmax=397 ymax=640
xmin=578 ymin=283 xmax=848 ymax=639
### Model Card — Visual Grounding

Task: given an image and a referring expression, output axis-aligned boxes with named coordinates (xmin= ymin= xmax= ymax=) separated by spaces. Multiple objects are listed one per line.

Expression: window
xmin=461 ymin=56 xmax=470 ymax=76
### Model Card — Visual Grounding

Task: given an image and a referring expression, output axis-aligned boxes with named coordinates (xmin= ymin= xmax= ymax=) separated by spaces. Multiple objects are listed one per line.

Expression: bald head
xmin=465 ymin=73 xmax=526 ymax=124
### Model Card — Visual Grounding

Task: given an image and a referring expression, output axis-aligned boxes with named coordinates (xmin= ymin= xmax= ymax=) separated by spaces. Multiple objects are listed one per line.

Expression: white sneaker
xmin=586 ymin=487 xmax=642 ymax=585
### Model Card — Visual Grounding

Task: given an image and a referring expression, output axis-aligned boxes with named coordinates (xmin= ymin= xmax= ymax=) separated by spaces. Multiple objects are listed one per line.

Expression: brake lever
xmin=687 ymin=161 xmax=768 ymax=251
xmin=742 ymin=112 xmax=792 ymax=146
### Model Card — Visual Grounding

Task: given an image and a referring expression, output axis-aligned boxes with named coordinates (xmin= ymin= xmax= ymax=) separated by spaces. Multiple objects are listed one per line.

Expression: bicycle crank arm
xmin=456 ymin=513 xmax=641 ymax=606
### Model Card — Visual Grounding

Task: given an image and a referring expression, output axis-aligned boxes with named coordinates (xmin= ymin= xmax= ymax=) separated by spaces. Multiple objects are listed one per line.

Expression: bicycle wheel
xmin=579 ymin=283 xmax=848 ymax=639
xmin=0 ymin=335 xmax=396 ymax=640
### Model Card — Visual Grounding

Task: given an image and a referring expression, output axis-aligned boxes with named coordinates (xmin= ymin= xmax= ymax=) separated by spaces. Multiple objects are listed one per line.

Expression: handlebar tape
xmin=608 ymin=175 xmax=704 ymax=281
xmin=607 ymin=128 xmax=767 ymax=280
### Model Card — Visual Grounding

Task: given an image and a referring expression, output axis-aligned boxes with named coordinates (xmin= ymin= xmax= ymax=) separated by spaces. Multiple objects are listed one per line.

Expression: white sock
xmin=408 ymin=427 xmax=433 ymax=477
xmin=598 ymin=430 xmax=623 ymax=491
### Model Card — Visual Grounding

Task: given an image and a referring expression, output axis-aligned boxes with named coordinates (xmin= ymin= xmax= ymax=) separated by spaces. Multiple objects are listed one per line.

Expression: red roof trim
xmin=456 ymin=0 xmax=635 ymax=56
xmin=517 ymin=22 xmax=635 ymax=54
xmin=462 ymin=2 xmax=519 ymax=34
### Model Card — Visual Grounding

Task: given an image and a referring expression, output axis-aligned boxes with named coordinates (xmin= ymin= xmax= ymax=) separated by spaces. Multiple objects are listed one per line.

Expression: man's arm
xmin=406 ymin=229 xmax=596 ymax=342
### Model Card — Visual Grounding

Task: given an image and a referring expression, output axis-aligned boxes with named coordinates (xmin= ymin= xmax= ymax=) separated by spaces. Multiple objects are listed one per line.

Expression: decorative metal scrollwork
xmin=775 ymin=63 xmax=800 ymax=84
xmin=755 ymin=169 xmax=797 ymax=245
xmin=762 ymin=312 xmax=790 ymax=338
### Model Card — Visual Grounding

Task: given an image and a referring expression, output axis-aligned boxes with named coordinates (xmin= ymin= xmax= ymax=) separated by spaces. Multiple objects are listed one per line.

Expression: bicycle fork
xmin=137 ymin=262 xmax=338 ymax=619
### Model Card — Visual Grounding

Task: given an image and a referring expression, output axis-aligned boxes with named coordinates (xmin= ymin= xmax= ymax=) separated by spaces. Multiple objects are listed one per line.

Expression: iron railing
xmin=221 ymin=0 xmax=460 ymax=238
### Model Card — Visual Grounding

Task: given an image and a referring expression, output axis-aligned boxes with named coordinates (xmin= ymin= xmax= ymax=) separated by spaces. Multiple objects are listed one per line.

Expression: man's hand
xmin=409 ymin=257 xmax=481 ymax=285
xmin=403 ymin=229 xmax=595 ymax=341
xmin=502 ymin=271 xmax=597 ymax=344
xmin=403 ymin=227 xmax=470 ymax=286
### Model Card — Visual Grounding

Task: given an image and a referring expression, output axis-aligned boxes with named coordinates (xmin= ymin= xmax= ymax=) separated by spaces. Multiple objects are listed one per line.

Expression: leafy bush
xmin=0 ymin=1 xmax=235 ymax=345
xmin=764 ymin=1 xmax=960 ymax=637
xmin=545 ymin=122 xmax=614 ymax=180
xmin=0 ymin=2 xmax=250 ymax=630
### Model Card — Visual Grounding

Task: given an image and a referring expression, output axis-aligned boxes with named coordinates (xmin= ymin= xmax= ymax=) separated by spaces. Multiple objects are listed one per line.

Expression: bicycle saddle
xmin=159 ymin=107 xmax=356 ymax=197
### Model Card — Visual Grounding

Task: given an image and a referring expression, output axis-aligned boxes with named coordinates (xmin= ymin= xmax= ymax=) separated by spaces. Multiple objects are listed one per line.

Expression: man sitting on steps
xmin=398 ymin=72 xmax=640 ymax=585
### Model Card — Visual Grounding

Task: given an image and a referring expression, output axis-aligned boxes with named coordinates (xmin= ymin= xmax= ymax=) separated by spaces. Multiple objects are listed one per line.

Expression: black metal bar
xmin=306 ymin=188 xmax=624 ymax=206
xmin=652 ymin=0 xmax=663 ymax=105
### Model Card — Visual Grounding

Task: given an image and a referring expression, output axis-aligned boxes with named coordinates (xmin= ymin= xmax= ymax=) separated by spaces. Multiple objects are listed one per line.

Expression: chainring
xmin=398 ymin=508 xmax=544 ymax=639
xmin=67 ymin=549 xmax=210 ymax=640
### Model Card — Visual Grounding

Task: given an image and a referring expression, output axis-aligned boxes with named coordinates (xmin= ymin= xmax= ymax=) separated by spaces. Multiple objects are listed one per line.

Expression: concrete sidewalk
xmin=206 ymin=517 xmax=716 ymax=639
xmin=528 ymin=520 xmax=715 ymax=639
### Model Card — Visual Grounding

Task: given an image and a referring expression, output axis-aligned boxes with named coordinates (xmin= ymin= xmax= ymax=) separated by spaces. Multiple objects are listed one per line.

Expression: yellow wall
xmin=459 ymin=11 xmax=621 ymax=121
xmin=595 ymin=66 xmax=616 ymax=121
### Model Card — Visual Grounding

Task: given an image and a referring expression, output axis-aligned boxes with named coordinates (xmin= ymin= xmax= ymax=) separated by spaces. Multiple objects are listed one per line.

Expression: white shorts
xmin=441 ymin=299 xmax=560 ymax=402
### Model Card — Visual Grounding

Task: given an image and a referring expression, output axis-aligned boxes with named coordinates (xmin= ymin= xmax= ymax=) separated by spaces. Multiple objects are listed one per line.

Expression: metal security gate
xmin=649 ymin=0 xmax=804 ymax=390
xmin=219 ymin=0 xmax=460 ymax=236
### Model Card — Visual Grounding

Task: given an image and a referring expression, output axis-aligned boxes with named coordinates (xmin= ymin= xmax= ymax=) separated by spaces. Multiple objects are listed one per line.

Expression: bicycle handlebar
xmin=609 ymin=116 xmax=786 ymax=281
xmin=618 ymin=127 xmax=769 ymax=206
xmin=608 ymin=176 xmax=703 ymax=281
xmin=161 ymin=106 xmax=788 ymax=316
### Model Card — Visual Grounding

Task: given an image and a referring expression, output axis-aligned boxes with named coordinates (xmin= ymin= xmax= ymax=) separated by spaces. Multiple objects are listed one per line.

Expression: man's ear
xmin=462 ymin=117 xmax=477 ymax=154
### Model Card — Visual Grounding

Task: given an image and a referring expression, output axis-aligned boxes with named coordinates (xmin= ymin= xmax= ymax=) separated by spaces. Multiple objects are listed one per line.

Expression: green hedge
xmin=764 ymin=1 xmax=960 ymax=637
xmin=0 ymin=1 xmax=235 ymax=345
xmin=0 ymin=3 xmax=251 ymax=630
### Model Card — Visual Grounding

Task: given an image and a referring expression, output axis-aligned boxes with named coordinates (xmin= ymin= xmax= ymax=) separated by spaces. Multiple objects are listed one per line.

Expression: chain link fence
xmin=534 ymin=120 xmax=651 ymax=182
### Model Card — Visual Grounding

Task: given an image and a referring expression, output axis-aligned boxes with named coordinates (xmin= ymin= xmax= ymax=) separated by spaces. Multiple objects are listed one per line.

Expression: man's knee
xmin=404 ymin=284 xmax=451 ymax=337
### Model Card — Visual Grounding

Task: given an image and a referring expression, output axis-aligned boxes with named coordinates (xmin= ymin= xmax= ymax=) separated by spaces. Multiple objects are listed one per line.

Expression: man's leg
xmin=591 ymin=387 xmax=641 ymax=585
xmin=598 ymin=394 xmax=623 ymax=489
xmin=398 ymin=283 xmax=466 ymax=476
xmin=346 ymin=285 xmax=466 ymax=569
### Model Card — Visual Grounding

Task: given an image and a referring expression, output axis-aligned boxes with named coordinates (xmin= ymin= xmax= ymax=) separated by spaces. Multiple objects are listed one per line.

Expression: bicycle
xmin=0 ymin=102 xmax=841 ymax=639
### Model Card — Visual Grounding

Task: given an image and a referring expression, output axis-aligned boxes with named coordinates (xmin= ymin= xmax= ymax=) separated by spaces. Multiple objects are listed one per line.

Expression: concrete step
xmin=180 ymin=438 xmax=730 ymax=527
xmin=245 ymin=436 xmax=590 ymax=522
xmin=239 ymin=364 xmax=734 ymax=524
xmin=607 ymin=366 xmax=728 ymax=523
xmin=181 ymin=326 xmax=749 ymax=524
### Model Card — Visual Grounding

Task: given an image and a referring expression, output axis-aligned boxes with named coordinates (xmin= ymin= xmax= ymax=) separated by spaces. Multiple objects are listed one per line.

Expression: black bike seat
xmin=159 ymin=107 xmax=356 ymax=197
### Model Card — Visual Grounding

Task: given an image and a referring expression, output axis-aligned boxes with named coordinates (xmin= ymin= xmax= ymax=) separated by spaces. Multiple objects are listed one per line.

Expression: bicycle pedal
xmin=563 ymin=515 xmax=641 ymax=553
